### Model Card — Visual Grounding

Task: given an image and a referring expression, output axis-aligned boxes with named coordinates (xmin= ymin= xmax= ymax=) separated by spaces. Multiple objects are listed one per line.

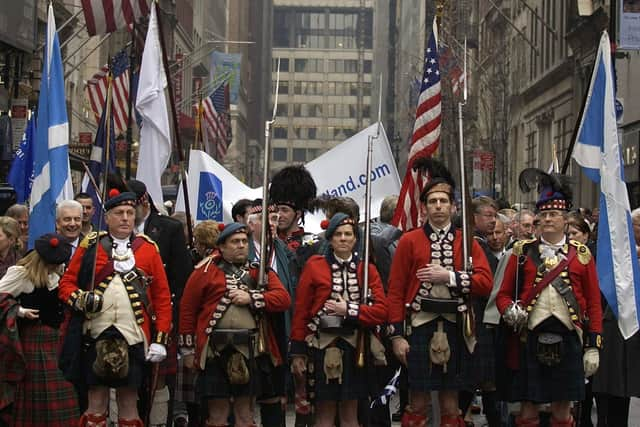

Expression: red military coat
xmin=289 ymin=254 xmax=388 ymax=355
xmin=496 ymin=239 xmax=603 ymax=336
xmin=58 ymin=233 xmax=172 ymax=346
xmin=178 ymin=258 xmax=291 ymax=368
xmin=386 ymin=226 xmax=493 ymax=336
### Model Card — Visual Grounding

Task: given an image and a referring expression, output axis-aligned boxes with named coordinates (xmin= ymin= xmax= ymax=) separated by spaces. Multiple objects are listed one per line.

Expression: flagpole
xmin=90 ymin=66 xmax=114 ymax=291
xmin=458 ymin=36 xmax=472 ymax=270
xmin=154 ymin=0 xmax=194 ymax=247
xmin=126 ymin=24 xmax=137 ymax=180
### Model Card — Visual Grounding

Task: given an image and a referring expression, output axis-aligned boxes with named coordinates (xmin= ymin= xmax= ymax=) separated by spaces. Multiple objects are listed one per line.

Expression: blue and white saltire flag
xmin=136 ymin=3 xmax=171 ymax=206
xmin=370 ymin=367 xmax=402 ymax=408
xmin=29 ymin=4 xmax=73 ymax=249
xmin=572 ymin=31 xmax=640 ymax=339
xmin=8 ymin=113 xmax=36 ymax=204
xmin=81 ymin=96 xmax=117 ymax=226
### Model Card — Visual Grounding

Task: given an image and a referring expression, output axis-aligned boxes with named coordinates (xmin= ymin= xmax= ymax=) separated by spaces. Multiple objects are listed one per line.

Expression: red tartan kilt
xmin=10 ymin=322 xmax=79 ymax=426
xmin=157 ymin=331 xmax=178 ymax=376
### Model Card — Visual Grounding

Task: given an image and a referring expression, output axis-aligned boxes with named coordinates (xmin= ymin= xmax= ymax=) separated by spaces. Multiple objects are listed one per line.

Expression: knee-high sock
xmin=458 ymin=390 xmax=474 ymax=415
xmin=149 ymin=385 xmax=170 ymax=426
xmin=482 ymin=391 xmax=501 ymax=427
xmin=260 ymin=402 xmax=285 ymax=427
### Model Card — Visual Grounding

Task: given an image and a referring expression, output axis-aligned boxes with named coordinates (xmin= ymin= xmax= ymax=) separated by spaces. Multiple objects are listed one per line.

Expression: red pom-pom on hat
xmin=49 ymin=237 xmax=59 ymax=247
xmin=320 ymin=219 xmax=330 ymax=230
xmin=218 ymin=223 xmax=225 ymax=231
xmin=109 ymin=188 xmax=121 ymax=199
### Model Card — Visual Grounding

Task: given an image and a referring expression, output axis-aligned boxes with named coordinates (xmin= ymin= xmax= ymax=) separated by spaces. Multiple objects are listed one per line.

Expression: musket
xmin=256 ymin=58 xmax=281 ymax=356
xmin=355 ymin=75 xmax=383 ymax=368
xmin=457 ymin=39 xmax=476 ymax=339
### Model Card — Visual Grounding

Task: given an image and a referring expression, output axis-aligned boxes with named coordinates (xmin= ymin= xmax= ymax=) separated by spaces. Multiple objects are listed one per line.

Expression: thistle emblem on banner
xmin=197 ymin=172 xmax=223 ymax=221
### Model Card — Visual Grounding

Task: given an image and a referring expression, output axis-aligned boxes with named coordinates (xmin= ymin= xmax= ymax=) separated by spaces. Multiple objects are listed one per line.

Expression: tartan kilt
xmin=407 ymin=320 xmax=474 ymax=392
xmin=523 ymin=326 xmax=585 ymax=403
xmin=311 ymin=338 xmax=368 ymax=402
xmin=174 ymin=356 xmax=197 ymax=404
xmin=469 ymin=299 xmax=496 ymax=386
xmin=196 ymin=348 xmax=274 ymax=400
xmin=84 ymin=327 xmax=146 ymax=389
xmin=157 ymin=331 xmax=178 ymax=376
xmin=494 ymin=324 xmax=530 ymax=402
xmin=11 ymin=322 xmax=79 ymax=426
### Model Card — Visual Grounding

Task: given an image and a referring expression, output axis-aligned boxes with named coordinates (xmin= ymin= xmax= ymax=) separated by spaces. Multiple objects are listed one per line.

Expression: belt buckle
xmin=123 ymin=270 xmax=138 ymax=282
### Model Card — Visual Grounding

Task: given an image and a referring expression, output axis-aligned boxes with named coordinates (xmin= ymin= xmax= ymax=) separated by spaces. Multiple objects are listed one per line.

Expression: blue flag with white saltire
xmin=81 ymin=97 xmax=117 ymax=226
xmin=28 ymin=4 xmax=73 ymax=249
xmin=572 ymin=31 xmax=640 ymax=339
xmin=370 ymin=367 xmax=402 ymax=408
xmin=8 ymin=113 xmax=36 ymax=204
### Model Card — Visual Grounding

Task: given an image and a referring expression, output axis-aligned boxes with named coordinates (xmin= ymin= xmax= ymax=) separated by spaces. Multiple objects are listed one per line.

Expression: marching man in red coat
xmin=496 ymin=169 xmax=602 ymax=427
xmin=179 ymin=222 xmax=291 ymax=427
xmin=387 ymin=170 xmax=493 ymax=427
xmin=58 ymin=190 xmax=173 ymax=427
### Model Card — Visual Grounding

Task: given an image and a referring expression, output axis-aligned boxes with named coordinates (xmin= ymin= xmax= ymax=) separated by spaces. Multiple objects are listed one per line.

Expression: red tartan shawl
xmin=0 ymin=292 xmax=25 ymax=411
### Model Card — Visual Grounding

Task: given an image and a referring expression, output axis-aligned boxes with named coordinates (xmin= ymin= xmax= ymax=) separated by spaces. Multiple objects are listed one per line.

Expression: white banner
xmin=176 ymin=123 xmax=401 ymax=232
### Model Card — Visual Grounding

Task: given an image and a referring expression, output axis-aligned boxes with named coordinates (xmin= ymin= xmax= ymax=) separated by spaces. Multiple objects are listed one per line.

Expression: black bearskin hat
xmin=269 ymin=165 xmax=317 ymax=212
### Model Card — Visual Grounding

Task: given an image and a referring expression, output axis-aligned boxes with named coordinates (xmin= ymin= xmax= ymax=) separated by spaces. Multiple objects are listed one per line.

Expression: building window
xmin=274 ymin=126 xmax=288 ymax=139
xmin=293 ymin=148 xmax=307 ymax=162
xmin=295 ymin=58 xmax=323 ymax=73
xmin=308 ymin=127 xmax=317 ymax=139
xmin=294 ymin=81 xmax=322 ymax=95
xmin=274 ymin=11 xmax=292 ymax=47
xmin=276 ymin=103 xmax=288 ymax=117
xmin=273 ymin=58 xmax=289 ymax=72
xmin=362 ymin=82 xmax=371 ymax=96
xmin=273 ymin=147 xmax=288 ymax=162
xmin=277 ymin=81 xmax=289 ymax=95
xmin=363 ymin=60 xmax=372 ymax=74
xmin=525 ymin=132 xmax=537 ymax=168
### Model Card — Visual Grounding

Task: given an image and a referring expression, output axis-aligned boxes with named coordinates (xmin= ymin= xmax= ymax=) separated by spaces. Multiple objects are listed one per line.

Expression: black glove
xmin=75 ymin=291 xmax=103 ymax=314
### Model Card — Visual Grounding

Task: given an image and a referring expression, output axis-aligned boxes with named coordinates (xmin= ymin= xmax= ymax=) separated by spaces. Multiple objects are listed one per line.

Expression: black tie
xmin=439 ymin=229 xmax=446 ymax=239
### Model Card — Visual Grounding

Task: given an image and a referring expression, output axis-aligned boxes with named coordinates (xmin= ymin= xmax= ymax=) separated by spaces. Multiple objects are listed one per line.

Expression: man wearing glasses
xmin=495 ymin=172 xmax=602 ymax=427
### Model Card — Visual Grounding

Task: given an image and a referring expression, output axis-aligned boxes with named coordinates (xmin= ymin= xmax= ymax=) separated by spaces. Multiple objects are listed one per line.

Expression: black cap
xmin=35 ymin=233 xmax=71 ymax=265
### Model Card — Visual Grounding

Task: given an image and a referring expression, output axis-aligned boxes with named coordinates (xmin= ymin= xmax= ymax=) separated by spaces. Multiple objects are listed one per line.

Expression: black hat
xmin=104 ymin=189 xmax=137 ymax=211
xmin=216 ymin=222 xmax=248 ymax=245
xmin=269 ymin=165 xmax=317 ymax=211
xmin=518 ymin=168 xmax=573 ymax=212
xmin=35 ymin=233 xmax=71 ymax=265
xmin=126 ymin=179 xmax=149 ymax=203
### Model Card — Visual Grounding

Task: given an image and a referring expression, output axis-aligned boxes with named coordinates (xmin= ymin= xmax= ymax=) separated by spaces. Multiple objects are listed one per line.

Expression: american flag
xmin=439 ymin=45 xmax=465 ymax=97
xmin=199 ymin=82 xmax=232 ymax=159
xmin=86 ymin=50 xmax=130 ymax=137
xmin=392 ymin=19 xmax=442 ymax=231
xmin=81 ymin=0 xmax=150 ymax=36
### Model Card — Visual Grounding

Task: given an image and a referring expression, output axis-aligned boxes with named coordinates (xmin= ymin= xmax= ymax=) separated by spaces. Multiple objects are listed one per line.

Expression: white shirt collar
xmin=429 ymin=222 xmax=451 ymax=235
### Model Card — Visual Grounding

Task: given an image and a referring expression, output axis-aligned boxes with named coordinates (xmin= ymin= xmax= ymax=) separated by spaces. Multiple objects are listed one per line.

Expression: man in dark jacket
xmin=127 ymin=179 xmax=194 ymax=427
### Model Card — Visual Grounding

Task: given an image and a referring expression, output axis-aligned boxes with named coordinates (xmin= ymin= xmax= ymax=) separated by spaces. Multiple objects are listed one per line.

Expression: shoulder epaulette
xmin=513 ymin=238 xmax=537 ymax=256
xmin=80 ymin=231 xmax=108 ymax=249
xmin=569 ymin=239 xmax=592 ymax=265
xmin=136 ymin=233 xmax=160 ymax=252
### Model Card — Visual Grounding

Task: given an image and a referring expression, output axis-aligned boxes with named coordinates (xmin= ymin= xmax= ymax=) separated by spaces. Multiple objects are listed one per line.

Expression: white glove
xmin=146 ymin=343 xmax=167 ymax=363
xmin=583 ymin=348 xmax=599 ymax=377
